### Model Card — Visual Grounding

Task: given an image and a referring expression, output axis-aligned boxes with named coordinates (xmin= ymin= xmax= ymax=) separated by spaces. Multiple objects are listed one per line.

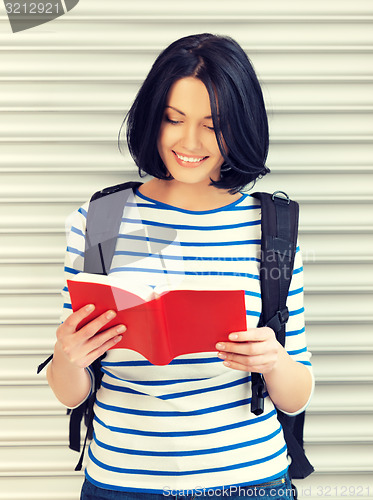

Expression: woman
xmin=47 ymin=33 xmax=314 ymax=499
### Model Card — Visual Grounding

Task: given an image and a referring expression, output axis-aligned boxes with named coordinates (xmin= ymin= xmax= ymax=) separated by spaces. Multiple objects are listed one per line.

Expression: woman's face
xmin=157 ymin=77 xmax=225 ymax=187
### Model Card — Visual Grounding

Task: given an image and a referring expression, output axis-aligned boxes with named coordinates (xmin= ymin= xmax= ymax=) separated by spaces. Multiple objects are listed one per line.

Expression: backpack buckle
xmin=272 ymin=191 xmax=290 ymax=205
xmin=266 ymin=308 xmax=289 ymax=334
xmin=251 ymin=375 xmax=265 ymax=416
xmin=277 ymin=307 xmax=289 ymax=325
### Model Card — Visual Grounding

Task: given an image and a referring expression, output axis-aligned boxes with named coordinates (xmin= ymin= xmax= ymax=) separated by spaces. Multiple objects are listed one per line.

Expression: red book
xmin=67 ymin=273 xmax=247 ymax=365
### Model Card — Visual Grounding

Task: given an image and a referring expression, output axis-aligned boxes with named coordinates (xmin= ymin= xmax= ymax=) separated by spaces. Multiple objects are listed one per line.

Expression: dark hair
xmin=121 ymin=33 xmax=270 ymax=193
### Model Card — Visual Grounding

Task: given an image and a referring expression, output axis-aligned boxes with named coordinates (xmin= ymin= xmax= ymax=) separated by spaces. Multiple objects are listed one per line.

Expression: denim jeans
xmin=80 ymin=473 xmax=295 ymax=500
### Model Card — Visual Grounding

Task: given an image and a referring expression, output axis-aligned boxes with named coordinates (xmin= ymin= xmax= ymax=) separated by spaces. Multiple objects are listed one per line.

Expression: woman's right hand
xmin=47 ymin=305 xmax=125 ymax=408
xmin=55 ymin=304 xmax=126 ymax=368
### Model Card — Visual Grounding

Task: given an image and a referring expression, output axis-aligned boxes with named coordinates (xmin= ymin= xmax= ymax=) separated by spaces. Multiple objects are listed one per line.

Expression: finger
xmin=59 ymin=304 xmax=96 ymax=333
xmin=221 ymin=358 xmax=250 ymax=372
xmin=218 ymin=352 xmax=270 ymax=373
xmin=227 ymin=327 xmax=274 ymax=343
xmin=223 ymin=360 xmax=269 ymax=373
xmin=65 ymin=324 xmax=126 ymax=367
xmin=218 ymin=350 xmax=265 ymax=366
xmin=218 ymin=352 xmax=254 ymax=372
xmin=216 ymin=341 xmax=265 ymax=357
xmin=87 ymin=324 xmax=126 ymax=352
xmin=83 ymin=331 xmax=125 ymax=367
xmin=79 ymin=309 xmax=119 ymax=340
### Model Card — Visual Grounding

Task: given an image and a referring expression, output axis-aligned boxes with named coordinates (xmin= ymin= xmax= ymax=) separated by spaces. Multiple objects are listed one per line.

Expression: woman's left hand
xmin=216 ymin=327 xmax=283 ymax=373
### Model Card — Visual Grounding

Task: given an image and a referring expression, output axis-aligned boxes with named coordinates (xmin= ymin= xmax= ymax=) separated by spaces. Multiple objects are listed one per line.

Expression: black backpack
xmin=38 ymin=181 xmax=314 ymax=480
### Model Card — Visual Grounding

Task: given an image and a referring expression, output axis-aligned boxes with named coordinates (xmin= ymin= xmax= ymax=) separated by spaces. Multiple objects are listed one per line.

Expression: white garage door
xmin=0 ymin=1 xmax=372 ymax=498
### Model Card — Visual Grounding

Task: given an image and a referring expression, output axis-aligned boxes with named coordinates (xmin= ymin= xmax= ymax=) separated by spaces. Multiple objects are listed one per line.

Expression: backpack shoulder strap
xmin=70 ymin=180 xmax=143 ymax=469
xmin=84 ymin=181 xmax=143 ymax=275
xmin=36 ymin=180 xmax=143 ymax=376
xmin=249 ymin=191 xmax=299 ymax=415
xmin=252 ymin=190 xmax=299 ymax=345
xmin=251 ymin=191 xmax=314 ymax=480
xmin=37 ymin=181 xmax=143 ymax=469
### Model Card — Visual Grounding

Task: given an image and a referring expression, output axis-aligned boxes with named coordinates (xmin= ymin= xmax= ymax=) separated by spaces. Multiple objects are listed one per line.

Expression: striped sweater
xmin=61 ymin=188 xmax=313 ymax=494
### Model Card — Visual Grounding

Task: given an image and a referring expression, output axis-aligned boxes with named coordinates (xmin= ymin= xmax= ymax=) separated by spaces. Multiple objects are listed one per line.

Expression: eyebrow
xmin=166 ymin=105 xmax=213 ymax=120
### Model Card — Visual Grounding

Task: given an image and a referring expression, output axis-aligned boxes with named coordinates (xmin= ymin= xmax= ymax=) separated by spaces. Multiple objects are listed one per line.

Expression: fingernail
xmin=114 ymin=335 xmax=122 ymax=343
xmin=106 ymin=310 xmax=116 ymax=320
xmin=216 ymin=343 xmax=225 ymax=350
xmin=217 ymin=352 xmax=226 ymax=359
xmin=86 ymin=304 xmax=95 ymax=312
xmin=116 ymin=325 xmax=126 ymax=333
xmin=229 ymin=334 xmax=238 ymax=340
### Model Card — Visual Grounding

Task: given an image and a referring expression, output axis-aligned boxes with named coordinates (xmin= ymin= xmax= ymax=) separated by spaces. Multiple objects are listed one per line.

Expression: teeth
xmin=175 ymin=152 xmax=206 ymax=163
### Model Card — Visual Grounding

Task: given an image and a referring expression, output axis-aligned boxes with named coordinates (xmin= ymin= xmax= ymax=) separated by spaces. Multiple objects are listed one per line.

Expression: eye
xmin=205 ymin=125 xmax=215 ymax=131
xmin=165 ymin=116 xmax=181 ymax=125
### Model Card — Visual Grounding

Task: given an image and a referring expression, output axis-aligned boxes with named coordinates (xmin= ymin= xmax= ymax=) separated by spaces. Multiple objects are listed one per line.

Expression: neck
xmin=139 ymin=178 xmax=241 ymax=211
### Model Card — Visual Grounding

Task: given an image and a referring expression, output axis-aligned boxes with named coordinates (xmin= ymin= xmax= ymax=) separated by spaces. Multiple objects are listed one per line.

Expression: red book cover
xmin=67 ymin=273 xmax=247 ymax=365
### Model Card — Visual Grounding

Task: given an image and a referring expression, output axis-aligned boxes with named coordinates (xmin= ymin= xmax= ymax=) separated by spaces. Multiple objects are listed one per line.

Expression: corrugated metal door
xmin=0 ymin=1 xmax=372 ymax=498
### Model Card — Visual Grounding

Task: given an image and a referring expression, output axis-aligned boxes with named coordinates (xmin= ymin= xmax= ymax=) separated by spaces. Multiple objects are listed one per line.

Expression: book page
xmin=68 ymin=272 xmax=156 ymax=307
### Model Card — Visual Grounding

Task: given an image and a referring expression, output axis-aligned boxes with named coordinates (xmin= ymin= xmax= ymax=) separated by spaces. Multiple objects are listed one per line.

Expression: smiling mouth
xmin=173 ymin=151 xmax=208 ymax=163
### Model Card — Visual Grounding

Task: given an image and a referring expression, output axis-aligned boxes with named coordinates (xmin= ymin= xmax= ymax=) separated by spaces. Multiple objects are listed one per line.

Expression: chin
xmin=166 ymin=171 xmax=218 ymax=186
xmin=164 ymin=163 xmax=221 ymax=186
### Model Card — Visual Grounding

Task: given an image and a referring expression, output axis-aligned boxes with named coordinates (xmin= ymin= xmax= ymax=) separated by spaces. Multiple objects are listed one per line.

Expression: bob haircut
xmin=122 ymin=33 xmax=270 ymax=193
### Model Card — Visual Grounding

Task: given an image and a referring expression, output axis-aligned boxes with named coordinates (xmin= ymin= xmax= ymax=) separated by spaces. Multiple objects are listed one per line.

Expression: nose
xmin=181 ymin=124 xmax=201 ymax=151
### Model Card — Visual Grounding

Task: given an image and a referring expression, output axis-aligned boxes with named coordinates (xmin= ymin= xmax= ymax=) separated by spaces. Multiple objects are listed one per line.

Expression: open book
xmin=67 ymin=273 xmax=247 ymax=365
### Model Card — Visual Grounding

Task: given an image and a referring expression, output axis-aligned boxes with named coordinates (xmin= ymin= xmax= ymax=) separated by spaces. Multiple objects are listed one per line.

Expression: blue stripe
xmin=66 ymin=246 xmax=84 ymax=257
xmin=288 ymin=287 xmax=303 ymax=296
xmin=117 ymin=234 xmax=261 ymax=247
xmin=94 ymin=407 xmax=276 ymax=438
xmin=179 ymin=238 xmax=262 ymax=247
xmin=92 ymin=426 xmax=282 ymax=457
xmin=286 ymin=327 xmax=305 ymax=337
xmin=114 ymin=251 xmax=260 ymax=263
xmin=293 ymin=266 xmax=303 ymax=275
xmin=132 ymin=203 xmax=261 ymax=214
xmin=100 ymin=381 xmax=146 ymax=397
xmin=64 ymin=266 xmax=80 ymax=275
xmin=95 ymin=396 xmax=253 ymax=417
xmin=70 ymin=226 xmax=84 ymax=237
xmin=246 ymin=310 xmax=261 ymax=317
xmin=101 ymin=360 xmax=152 ymax=367
xmin=87 ymin=443 xmax=287 ymax=476
xmin=121 ymin=217 xmax=261 ymax=232
xmin=63 ymin=303 xmax=72 ymax=310
xmin=101 ymin=369 xmax=209 ymax=385
xmin=298 ymin=360 xmax=312 ymax=366
xmin=101 ymin=356 xmax=220 ymax=368
xmin=134 ymin=191 xmax=257 ymax=215
xmin=101 ymin=376 xmax=251 ymax=401
xmin=287 ymin=346 xmax=308 ymax=355
xmin=109 ymin=267 xmax=260 ymax=280
xmin=114 ymin=250 xmax=175 ymax=259
xmin=245 ymin=290 xmax=261 ymax=298
xmin=169 ymin=356 xmax=221 ymax=365
xmin=78 ymin=207 xmax=87 ymax=217
xmin=162 ymin=375 xmax=251 ymax=400
xmin=289 ymin=307 xmax=305 ymax=316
